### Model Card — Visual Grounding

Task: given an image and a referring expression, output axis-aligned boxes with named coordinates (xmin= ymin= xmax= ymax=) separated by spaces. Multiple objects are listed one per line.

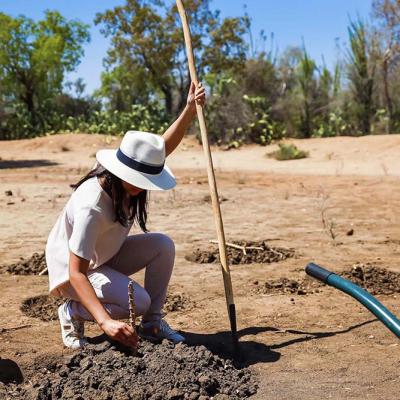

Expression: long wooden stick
xmin=176 ymin=0 xmax=238 ymax=351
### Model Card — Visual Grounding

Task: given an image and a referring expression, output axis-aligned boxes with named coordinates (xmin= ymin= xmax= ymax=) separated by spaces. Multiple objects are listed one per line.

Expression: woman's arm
xmin=163 ymin=82 xmax=206 ymax=157
xmin=69 ymin=252 xmax=138 ymax=348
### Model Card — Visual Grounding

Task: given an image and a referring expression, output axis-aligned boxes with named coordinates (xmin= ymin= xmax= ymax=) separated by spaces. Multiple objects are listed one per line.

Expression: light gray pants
xmin=59 ymin=232 xmax=175 ymax=324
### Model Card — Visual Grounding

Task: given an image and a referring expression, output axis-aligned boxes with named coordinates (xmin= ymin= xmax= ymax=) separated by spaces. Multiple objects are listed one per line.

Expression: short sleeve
xmin=68 ymin=207 xmax=105 ymax=261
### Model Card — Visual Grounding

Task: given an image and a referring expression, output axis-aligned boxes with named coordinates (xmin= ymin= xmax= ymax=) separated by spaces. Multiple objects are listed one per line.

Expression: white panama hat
xmin=96 ymin=130 xmax=176 ymax=191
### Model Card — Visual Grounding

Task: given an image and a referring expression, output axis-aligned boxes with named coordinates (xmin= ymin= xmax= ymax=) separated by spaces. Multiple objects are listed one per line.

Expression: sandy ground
xmin=0 ymin=133 xmax=399 ymax=399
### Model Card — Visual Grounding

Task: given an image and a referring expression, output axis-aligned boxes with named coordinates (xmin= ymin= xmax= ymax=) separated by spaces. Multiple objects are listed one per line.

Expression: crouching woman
xmin=45 ymin=82 xmax=205 ymax=349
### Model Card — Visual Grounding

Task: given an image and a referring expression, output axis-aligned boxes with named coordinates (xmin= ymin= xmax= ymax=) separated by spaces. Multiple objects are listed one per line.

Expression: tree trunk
xmin=162 ymin=85 xmax=173 ymax=118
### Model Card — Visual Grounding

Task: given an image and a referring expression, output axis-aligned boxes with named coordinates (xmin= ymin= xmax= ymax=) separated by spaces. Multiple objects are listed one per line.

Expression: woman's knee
xmin=153 ymin=233 xmax=175 ymax=258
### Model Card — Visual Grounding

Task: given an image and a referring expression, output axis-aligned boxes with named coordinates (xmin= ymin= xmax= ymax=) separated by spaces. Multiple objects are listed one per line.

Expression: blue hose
xmin=305 ymin=262 xmax=400 ymax=338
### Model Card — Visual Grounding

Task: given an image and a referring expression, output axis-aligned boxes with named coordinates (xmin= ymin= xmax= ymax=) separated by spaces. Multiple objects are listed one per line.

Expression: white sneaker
xmin=138 ymin=319 xmax=185 ymax=344
xmin=58 ymin=301 xmax=88 ymax=350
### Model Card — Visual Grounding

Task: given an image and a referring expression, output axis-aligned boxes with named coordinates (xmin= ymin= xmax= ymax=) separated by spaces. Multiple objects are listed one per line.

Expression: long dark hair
xmin=71 ymin=164 xmax=149 ymax=231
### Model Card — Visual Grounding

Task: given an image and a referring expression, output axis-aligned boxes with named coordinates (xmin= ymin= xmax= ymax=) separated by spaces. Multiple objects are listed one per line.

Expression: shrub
xmin=269 ymin=143 xmax=309 ymax=161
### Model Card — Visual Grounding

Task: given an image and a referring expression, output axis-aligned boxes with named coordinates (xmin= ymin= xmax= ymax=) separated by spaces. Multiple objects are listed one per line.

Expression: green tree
xmin=0 ymin=10 xmax=90 ymax=138
xmin=296 ymin=47 xmax=317 ymax=137
xmin=347 ymin=19 xmax=376 ymax=135
xmin=95 ymin=0 xmax=248 ymax=117
xmin=372 ymin=0 xmax=400 ymax=132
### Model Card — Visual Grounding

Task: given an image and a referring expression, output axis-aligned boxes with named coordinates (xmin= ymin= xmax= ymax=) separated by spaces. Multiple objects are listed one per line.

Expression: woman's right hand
xmin=100 ymin=319 xmax=138 ymax=349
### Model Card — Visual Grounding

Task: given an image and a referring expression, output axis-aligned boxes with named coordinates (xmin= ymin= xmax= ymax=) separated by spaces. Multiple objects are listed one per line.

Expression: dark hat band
xmin=116 ymin=148 xmax=164 ymax=175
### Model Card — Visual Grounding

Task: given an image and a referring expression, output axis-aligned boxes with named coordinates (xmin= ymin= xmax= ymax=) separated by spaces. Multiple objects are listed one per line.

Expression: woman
xmin=46 ymin=82 xmax=206 ymax=350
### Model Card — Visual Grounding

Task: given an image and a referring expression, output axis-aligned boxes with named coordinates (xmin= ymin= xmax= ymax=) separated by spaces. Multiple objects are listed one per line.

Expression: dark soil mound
xmin=5 ymin=341 xmax=257 ymax=399
xmin=253 ymin=264 xmax=400 ymax=296
xmin=186 ymin=241 xmax=294 ymax=265
xmin=341 ymin=263 xmax=400 ymax=295
xmin=20 ymin=295 xmax=63 ymax=322
xmin=1 ymin=252 xmax=47 ymax=275
xmin=165 ymin=293 xmax=193 ymax=313
xmin=21 ymin=292 xmax=193 ymax=322
xmin=253 ymin=277 xmax=323 ymax=295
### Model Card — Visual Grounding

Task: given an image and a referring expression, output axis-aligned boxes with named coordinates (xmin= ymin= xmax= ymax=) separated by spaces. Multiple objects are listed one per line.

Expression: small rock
xmin=166 ymin=388 xmax=184 ymax=399
xmin=346 ymin=228 xmax=354 ymax=236
xmin=5 ymin=190 xmax=12 ymax=196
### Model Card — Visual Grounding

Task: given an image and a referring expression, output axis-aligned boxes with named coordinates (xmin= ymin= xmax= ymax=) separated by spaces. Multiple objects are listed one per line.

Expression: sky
xmin=0 ymin=0 xmax=372 ymax=95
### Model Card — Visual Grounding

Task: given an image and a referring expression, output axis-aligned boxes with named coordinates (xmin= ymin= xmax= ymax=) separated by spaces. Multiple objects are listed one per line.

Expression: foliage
xmin=269 ymin=143 xmax=309 ymax=161
xmin=46 ymin=102 xmax=169 ymax=136
xmin=2 ymin=1 xmax=400 ymax=142
xmin=372 ymin=0 xmax=400 ymax=132
xmin=204 ymin=65 xmax=284 ymax=146
xmin=313 ymin=109 xmax=351 ymax=138
xmin=94 ymin=0 xmax=248 ymax=117
xmin=347 ymin=19 xmax=376 ymax=135
xmin=0 ymin=11 xmax=90 ymax=139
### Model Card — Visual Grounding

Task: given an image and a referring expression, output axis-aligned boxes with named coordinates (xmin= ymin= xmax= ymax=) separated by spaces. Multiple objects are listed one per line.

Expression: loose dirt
xmin=164 ymin=293 xmax=194 ymax=313
xmin=253 ymin=277 xmax=323 ymax=295
xmin=20 ymin=295 xmax=63 ymax=322
xmin=1 ymin=134 xmax=400 ymax=400
xmin=20 ymin=292 xmax=193 ymax=322
xmin=185 ymin=241 xmax=295 ymax=265
xmin=1 ymin=252 xmax=46 ymax=275
xmin=1 ymin=341 xmax=257 ymax=400
xmin=341 ymin=263 xmax=400 ymax=295
xmin=253 ymin=264 xmax=400 ymax=296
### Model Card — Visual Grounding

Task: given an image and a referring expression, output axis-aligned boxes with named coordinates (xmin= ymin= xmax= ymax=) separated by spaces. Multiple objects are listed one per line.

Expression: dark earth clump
xmin=253 ymin=263 xmax=400 ymax=296
xmin=253 ymin=277 xmax=323 ymax=295
xmin=1 ymin=252 xmax=47 ymax=275
xmin=341 ymin=263 xmax=400 ymax=295
xmin=20 ymin=295 xmax=63 ymax=322
xmin=21 ymin=292 xmax=193 ymax=322
xmin=185 ymin=240 xmax=295 ymax=265
xmin=164 ymin=293 xmax=194 ymax=313
xmin=1 ymin=341 xmax=257 ymax=400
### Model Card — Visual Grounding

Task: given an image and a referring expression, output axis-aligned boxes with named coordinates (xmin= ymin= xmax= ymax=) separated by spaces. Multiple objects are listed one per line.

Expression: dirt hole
xmin=1 ymin=252 xmax=47 ymax=275
xmin=185 ymin=240 xmax=295 ymax=265
xmin=21 ymin=293 xmax=194 ymax=322
xmin=5 ymin=341 xmax=257 ymax=399
xmin=20 ymin=295 xmax=64 ymax=322
xmin=253 ymin=263 xmax=400 ymax=296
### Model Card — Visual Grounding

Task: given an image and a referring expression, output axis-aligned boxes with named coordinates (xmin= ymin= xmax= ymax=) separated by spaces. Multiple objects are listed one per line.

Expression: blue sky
xmin=1 ymin=0 xmax=372 ymax=95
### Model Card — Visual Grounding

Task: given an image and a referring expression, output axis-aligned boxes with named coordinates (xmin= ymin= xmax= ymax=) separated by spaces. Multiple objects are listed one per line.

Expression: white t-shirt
xmin=46 ymin=177 xmax=131 ymax=296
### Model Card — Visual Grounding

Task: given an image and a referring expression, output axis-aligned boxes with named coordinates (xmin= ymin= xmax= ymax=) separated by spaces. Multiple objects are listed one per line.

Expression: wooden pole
xmin=175 ymin=0 xmax=238 ymax=351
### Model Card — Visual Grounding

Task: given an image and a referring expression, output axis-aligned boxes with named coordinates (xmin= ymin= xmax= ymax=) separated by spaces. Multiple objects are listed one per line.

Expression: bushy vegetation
xmin=1 ymin=0 xmax=400 ymax=143
xmin=269 ymin=143 xmax=309 ymax=161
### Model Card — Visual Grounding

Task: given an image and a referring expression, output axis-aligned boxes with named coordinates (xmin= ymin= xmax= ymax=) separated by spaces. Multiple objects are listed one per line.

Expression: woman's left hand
xmin=187 ymin=81 xmax=206 ymax=110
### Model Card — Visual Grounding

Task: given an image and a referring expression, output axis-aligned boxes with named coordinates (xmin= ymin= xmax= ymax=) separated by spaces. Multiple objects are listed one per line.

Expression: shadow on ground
xmin=86 ymin=319 xmax=377 ymax=368
xmin=0 ymin=359 xmax=24 ymax=384
xmin=0 ymin=160 xmax=58 ymax=169
xmin=181 ymin=318 xmax=378 ymax=366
